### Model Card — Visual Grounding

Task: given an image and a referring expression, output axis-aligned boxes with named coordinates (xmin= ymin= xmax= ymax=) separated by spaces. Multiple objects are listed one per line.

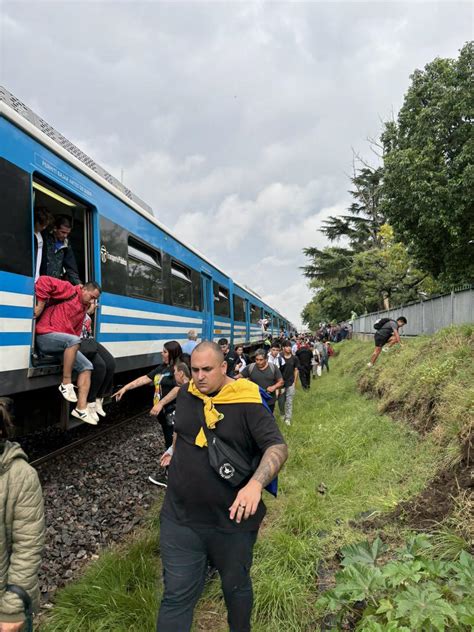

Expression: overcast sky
xmin=1 ymin=1 xmax=472 ymax=326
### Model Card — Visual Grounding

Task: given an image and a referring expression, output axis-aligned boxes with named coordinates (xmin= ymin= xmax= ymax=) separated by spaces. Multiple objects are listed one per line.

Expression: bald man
xmin=156 ymin=341 xmax=288 ymax=632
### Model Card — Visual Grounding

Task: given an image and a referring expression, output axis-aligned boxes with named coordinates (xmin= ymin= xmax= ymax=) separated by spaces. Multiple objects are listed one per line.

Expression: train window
xmin=250 ymin=304 xmax=261 ymax=324
xmin=127 ymin=239 xmax=162 ymax=301
xmin=0 ymin=158 xmax=32 ymax=276
xmin=214 ymin=283 xmax=230 ymax=318
xmin=233 ymin=295 xmax=246 ymax=322
xmin=171 ymin=260 xmax=193 ymax=308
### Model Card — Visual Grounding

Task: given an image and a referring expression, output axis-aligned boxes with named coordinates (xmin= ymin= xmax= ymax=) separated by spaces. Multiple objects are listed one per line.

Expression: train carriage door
xmin=201 ymin=272 xmax=213 ymax=341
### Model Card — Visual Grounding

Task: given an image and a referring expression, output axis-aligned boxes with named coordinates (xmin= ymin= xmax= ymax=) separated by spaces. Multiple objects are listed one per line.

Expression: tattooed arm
xmin=229 ymin=443 xmax=288 ymax=523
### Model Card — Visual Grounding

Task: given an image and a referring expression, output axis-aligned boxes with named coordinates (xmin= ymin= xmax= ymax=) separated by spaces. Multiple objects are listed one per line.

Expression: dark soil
xmin=362 ymin=463 xmax=473 ymax=532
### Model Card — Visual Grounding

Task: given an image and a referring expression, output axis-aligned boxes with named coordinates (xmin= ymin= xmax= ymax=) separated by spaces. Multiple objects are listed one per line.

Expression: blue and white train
xmin=0 ymin=87 xmax=293 ymax=428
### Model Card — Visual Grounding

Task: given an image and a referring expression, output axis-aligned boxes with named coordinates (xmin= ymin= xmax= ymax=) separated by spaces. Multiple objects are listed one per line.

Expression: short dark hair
xmin=282 ymin=340 xmax=292 ymax=348
xmin=174 ymin=362 xmax=190 ymax=379
xmin=271 ymin=341 xmax=281 ymax=350
xmin=34 ymin=206 xmax=53 ymax=227
xmin=218 ymin=338 xmax=229 ymax=346
xmin=54 ymin=214 xmax=73 ymax=229
xmin=83 ymin=281 xmax=102 ymax=293
xmin=397 ymin=317 xmax=407 ymax=325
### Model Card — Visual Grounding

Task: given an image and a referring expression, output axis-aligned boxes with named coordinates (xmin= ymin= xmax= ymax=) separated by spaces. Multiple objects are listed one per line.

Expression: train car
xmin=0 ymin=87 xmax=293 ymax=430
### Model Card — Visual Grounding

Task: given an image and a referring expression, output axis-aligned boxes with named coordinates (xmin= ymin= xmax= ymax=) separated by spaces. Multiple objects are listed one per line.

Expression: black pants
xmin=299 ymin=365 xmax=311 ymax=389
xmin=158 ymin=414 xmax=174 ymax=449
xmin=157 ymin=516 xmax=257 ymax=632
xmin=84 ymin=343 xmax=116 ymax=403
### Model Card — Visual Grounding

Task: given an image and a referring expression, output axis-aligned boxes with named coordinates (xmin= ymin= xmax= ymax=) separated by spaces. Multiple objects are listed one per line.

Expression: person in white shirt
xmin=267 ymin=341 xmax=285 ymax=370
xmin=33 ymin=207 xmax=52 ymax=281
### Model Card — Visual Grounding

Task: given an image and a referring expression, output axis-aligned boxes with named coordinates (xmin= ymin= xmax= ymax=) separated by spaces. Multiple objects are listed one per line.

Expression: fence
xmin=352 ymin=286 xmax=474 ymax=336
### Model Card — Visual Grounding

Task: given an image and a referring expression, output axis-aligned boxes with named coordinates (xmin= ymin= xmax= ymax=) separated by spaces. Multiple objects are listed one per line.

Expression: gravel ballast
xmin=36 ymin=413 xmax=165 ymax=605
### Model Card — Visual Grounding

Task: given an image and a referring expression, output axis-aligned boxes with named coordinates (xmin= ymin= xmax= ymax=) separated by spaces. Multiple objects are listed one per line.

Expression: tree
xmin=382 ymin=42 xmax=474 ymax=285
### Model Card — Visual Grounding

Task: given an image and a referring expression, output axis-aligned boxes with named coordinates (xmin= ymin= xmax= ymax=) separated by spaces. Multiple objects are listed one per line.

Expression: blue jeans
xmin=36 ymin=332 xmax=93 ymax=373
xmin=157 ymin=516 xmax=258 ymax=632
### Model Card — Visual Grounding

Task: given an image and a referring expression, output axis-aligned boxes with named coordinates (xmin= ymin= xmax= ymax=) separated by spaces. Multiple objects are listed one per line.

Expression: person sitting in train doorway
xmin=0 ymin=397 xmax=45 ymax=632
xmin=218 ymin=338 xmax=240 ymax=377
xmin=113 ymin=341 xmax=186 ymax=487
xmin=33 ymin=207 xmax=53 ymax=282
xmin=38 ymin=214 xmax=81 ymax=285
xmin=34 ymin=276 xmax=101 ymax=425
xmin=367 ymin=316 xmax=407 ymax=367
xmin=79 ymin=300 xmax=116 ymax=422
xmin=237 ymin=349 xmax=284 ymax=413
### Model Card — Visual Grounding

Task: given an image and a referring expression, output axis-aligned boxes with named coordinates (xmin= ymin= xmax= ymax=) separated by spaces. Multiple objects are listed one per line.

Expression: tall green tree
xmin=382 ymin=42 xmax=474 ymax=285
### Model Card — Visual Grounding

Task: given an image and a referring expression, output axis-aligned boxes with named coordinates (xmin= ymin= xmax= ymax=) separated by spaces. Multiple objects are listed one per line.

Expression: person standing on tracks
xmin=156 ymin=341 xmax=288 ymax=632
xmin=237 ymin=349 xmax=284 ymax=413
xmin=34 ymin=276 xmax=101 ymax=426
xmin=0 ymin=398 xmax=45 ymax=632
xmin=367 ymin=317 xmax=407 ymax=367
xmin=278 ymin=340 xmax=300 ymax=425
xmin=39 ymin=215 xmax=81 ymax=285
xmin=113 ymin=341 xmax=185 ymax=486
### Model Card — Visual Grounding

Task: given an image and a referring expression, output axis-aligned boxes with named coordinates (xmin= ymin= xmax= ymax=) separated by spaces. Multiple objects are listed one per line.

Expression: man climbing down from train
xmin=34 ymin=276 xmax=101 ymax=425
xmin=367 ymin=316 xmax=407 ymax=367
xmin=156 ymin=341 xmax=288 ymax=632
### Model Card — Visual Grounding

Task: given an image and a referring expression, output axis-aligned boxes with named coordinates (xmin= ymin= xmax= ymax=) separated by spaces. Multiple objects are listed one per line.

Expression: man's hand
xmin=150 ymin=402 xmax=164 ymax=416
xmin=160 ymin=451 xmax=172 ymax=467
xmin=229 ymin=479 xmax=262 ymax=523
xmin=0 ymin=621 xmax=25 ymax=632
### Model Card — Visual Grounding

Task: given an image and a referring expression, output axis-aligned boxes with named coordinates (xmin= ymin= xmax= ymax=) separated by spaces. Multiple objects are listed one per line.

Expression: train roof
xmin=0 ymin=86 xmax=291 ymax=323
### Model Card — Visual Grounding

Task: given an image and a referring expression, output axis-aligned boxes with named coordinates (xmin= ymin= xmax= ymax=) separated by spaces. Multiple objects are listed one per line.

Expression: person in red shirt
xmin=34 ymin=276 xmax=101 ymax=425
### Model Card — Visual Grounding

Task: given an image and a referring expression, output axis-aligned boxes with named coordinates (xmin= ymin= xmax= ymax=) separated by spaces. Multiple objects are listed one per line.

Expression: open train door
xmin=201 ymin=272 xmax=213 ymax=342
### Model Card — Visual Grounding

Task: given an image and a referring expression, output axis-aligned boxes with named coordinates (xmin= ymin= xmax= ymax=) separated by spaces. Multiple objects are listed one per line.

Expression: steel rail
xmin=30 ymin=410 xmax=148 ymax=468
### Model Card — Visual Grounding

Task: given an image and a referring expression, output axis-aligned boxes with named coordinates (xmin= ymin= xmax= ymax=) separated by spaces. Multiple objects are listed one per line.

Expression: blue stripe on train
xmin=102 ymin=292 xmax=204 ymax=318
xmin=0 ymin=305 xmax=33 ymax=319
xmin=0 ymin=332 xmax=32 ymax=346
xmin=101 ymin=314 xmax=203 ymax=328
xmin=98 ymin=332 xmax=191 ymax=342
xmin=0 ymin=271 xmax=34 ymax=295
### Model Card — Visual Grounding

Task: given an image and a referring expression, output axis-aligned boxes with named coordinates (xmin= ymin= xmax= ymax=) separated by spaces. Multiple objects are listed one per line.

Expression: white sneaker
xmin=367 ymin=362 xmax=373 ymax=368
xmin=87 ymin=403 xmax=100 ymax=422
xmin=59 ymin=382 xmax=77 ymax=403
xmin=95 ymin=398 xmax=106 ymax=417
xmin=284 ymin=418 xmax=291 ymax=426
xmin=71 ymin=408 xmax=98 ymax=425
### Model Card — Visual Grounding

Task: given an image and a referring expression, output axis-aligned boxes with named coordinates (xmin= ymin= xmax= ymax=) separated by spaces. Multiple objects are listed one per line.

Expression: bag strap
xmin=6 ymin=585 xmax=33 ymax=632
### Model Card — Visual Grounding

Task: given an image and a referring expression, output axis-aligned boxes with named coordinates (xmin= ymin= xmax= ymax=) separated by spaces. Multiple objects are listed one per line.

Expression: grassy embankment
xmin=39 ymin=326 xmax=473 ymax=632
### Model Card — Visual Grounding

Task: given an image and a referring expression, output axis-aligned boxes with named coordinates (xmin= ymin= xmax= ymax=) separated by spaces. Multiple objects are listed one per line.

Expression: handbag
xmin=199 ymin=417 xmax=258 ymax=488
xmin=6 ymin=584 xmax=33 ymax=632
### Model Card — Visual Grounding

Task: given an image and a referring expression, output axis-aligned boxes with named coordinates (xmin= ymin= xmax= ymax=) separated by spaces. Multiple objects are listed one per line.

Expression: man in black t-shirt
xmin=218 ymin=337 xmax=241 ymax=376
xmin=368 ymin=316 xmax=407 ymax=367
xmin=278 ymin=340 xmax=300 ymax=425
xmin=296 ymin=343 xmax=313 ymax=390
xmin=156 ymin=342 xmax=288 ymax=632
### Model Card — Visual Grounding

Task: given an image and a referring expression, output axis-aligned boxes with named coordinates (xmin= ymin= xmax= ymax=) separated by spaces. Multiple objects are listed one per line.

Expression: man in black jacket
xmin=39 ymin=215 xmax=81 ymax=285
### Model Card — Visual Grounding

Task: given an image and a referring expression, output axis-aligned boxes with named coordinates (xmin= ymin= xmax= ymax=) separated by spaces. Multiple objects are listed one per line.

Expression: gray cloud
xmin=1 ymin=1 xmax=472 ymax=326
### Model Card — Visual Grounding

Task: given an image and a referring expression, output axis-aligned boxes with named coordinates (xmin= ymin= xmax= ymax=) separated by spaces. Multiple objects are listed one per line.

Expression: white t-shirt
xmin=35 ymin=232 xmax=43 ymax=281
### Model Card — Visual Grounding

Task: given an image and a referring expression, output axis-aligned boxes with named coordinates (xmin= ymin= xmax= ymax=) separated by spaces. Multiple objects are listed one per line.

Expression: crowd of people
xmin=3 ymin=208 xmax=407 ymax=631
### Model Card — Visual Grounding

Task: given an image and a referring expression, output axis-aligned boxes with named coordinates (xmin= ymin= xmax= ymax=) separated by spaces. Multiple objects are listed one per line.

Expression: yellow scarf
xmin=188 ymin=379 xmax=263 ymax=447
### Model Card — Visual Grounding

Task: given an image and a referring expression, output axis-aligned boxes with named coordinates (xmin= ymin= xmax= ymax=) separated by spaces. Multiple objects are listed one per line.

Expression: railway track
xmin=30 ymin=409 xmax=148 ymax=468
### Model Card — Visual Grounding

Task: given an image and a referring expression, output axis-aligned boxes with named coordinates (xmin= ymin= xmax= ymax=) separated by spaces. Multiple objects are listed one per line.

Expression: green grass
xmin=40 ymin=341 xmax=449 ymax=632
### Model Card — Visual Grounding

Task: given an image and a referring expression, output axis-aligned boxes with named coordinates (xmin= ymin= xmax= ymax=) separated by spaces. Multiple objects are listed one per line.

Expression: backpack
xmin=374 ymin=317 xmax=392 ymax=330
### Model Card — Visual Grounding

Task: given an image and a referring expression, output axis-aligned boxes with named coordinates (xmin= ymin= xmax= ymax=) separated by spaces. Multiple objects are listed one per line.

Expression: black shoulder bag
xmin=6 ymin=584 xmax=33 ymax=632
xmin=200 ymin=417 xmax=258 ymax=488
